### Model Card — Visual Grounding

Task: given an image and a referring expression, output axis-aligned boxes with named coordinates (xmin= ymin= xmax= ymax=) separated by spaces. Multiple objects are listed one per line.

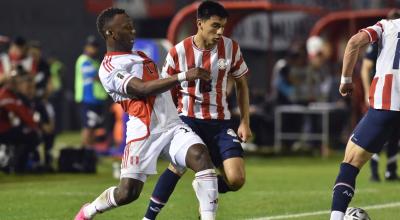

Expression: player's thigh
xmin=347 ymin=108 xmax=400 ymax=168
xmin=120 ymin=133 xmax=165 ymax=180
xmin=168 ymin=123 xmax=207 ymax=171
xmin=343 ymin=140 xmax=373 ymax=169
xmin=81 ymin=103 xmax=104 ymax=129
xmin=350 ymin=108 xmax=399 ymax=154
xmin=214 ymin=126 xmax=244 ymax=168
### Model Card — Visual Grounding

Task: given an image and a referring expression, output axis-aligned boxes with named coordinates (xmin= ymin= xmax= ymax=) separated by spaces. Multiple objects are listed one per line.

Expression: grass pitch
xmin=1 ymin=133 xmax=400 ymax=219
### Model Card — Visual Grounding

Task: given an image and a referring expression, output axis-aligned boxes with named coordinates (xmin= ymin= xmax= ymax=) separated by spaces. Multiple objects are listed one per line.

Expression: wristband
xmin=177 ymin=72 xmax=186 ymax=82
xmin=341 ymin=76 xmax=352 ymax=84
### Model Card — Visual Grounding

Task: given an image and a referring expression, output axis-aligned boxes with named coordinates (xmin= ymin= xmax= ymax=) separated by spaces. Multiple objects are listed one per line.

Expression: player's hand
xmin=339 ymin=83 xmax=353 ymax=97
xmin=364 ymin=92 xmax=370 ymax=107
xmin=185 ymin=67 xmax=211 ymax=81
xmin=237 ymin=122 xmax=252 ymax=143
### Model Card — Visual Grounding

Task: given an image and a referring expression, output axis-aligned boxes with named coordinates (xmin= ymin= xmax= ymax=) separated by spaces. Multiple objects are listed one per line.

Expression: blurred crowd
xmin=0 ymin=36 xmax=64 ymax=173
xmin=0 ymin=33 xmax=355 ymax=174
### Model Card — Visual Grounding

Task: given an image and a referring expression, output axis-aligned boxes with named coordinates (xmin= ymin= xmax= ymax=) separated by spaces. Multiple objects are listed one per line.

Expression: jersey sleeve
xmin=229 ymin=43 xmax=249 ymax=78
xmin=101 ymin=68 xmax=136 ymax=95
xmin=360 ymin=20 xmax=385 ymax=43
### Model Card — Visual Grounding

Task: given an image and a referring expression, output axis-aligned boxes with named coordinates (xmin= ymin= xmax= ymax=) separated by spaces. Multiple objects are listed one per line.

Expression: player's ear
xmin=196 ymin=19 xmax=203 ymax=30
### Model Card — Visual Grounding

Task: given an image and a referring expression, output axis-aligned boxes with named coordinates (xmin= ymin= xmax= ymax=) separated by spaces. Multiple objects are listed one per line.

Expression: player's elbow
xmin=126 ymin=84 xmax=149 ymax=97
xmin=348 ymin=32 xmax=369 ymax=49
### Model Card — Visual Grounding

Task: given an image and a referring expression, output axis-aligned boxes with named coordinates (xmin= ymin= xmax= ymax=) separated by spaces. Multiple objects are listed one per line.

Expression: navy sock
xmin=370 ymin=156 xmax=379 ymax=176
xmin=217 ymin=175 xmax=231 ymax=193
xmin=386 ymin=144 xmax=398 ymax=174
xmin=331 ymin=163 xmax=360 ymax=212
xmin=144 ymin=169 xmax=181 ymax=220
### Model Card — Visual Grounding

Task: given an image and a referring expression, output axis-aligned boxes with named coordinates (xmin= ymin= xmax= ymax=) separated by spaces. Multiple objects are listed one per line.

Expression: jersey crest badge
xmin=218 ymin=58 xmax=228 ymax=70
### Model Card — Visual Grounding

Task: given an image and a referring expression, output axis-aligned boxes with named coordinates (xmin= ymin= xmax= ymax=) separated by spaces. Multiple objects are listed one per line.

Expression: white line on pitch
xmin=247 ymin=201 xmax=400 ymax=220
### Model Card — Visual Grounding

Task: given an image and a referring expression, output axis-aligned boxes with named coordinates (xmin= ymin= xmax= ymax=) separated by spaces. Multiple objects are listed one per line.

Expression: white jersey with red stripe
xmin=162 ymin=36 xmax=249 ymax=120
xmin=98 ymin=51 xmax=181 ymax=144
xmin=361 ymin=18 xmax=400 ymax=111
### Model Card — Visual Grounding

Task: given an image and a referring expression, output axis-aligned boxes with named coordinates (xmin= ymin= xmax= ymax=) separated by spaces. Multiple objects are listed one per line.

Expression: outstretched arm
xmin=360 ymin=58 xmax=374 ymax=104
xmin=234 ymin=75 xmax=252 ymax=142
xmin=339 ymin=31 xmax=370 ymax=97
xmin=126 ymin=67 xmax=211 ymax=97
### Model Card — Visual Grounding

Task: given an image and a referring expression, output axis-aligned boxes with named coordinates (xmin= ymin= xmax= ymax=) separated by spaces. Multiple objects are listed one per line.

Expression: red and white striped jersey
xmin=98 ymin=51 xmax=181 ymax=144
xmin=161 ymin=36 xmax=249 ymax=120
xmin=361 ymin=19 xmax=400 ymax=111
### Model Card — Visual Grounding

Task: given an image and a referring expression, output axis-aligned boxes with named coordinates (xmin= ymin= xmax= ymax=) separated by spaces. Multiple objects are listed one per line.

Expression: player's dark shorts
xmin=179 ymin=116 xmax=243 ymax=167
xmin=80 ymin=103 xmax=104 ymax=129
xmin=351 ymin=108 xmax=400 ymax=153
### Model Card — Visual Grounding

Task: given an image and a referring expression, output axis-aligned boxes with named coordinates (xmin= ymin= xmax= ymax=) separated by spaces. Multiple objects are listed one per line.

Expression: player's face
xmin=198 ymin=16 xmax=227 ymax=46
xmin=109 ymin=13 xmax=136 ymax=50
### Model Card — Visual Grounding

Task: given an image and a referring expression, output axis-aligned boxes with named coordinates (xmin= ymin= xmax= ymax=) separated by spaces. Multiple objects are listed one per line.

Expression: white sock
xmin=84 ymin=186 xmax=117 ymax=218
xmin=193 ymin=169 xmax=218 ymax=220
xmin=330 ymin=210 xmax=345 ymax=220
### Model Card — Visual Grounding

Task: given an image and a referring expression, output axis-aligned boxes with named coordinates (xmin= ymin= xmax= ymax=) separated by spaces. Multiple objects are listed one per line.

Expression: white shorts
xmin=120 ymin=123 xmax=204 ymax=182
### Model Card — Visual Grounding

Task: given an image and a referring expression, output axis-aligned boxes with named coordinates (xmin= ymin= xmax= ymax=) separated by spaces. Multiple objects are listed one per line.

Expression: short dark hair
xmin=197 ymin=1 xmax=228 ymax=20
xmin=387 ymin=9 xmax=400 ymax=20
xmin=96 ymin=8 xmax=126 ymax=39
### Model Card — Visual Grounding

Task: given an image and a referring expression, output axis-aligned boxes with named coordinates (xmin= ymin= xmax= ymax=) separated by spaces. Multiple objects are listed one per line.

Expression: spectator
xmin=0 ymin=66 xmax=41 ymax=173
xmin=0 ymin=36 xmax=34 ymax=86
xmin=74 ymin=35 xmax=108 ymax=149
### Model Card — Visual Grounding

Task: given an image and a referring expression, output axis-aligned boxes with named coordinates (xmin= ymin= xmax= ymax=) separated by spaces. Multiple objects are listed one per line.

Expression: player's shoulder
xmin=221 ymin=36 xmax=240 ymax=49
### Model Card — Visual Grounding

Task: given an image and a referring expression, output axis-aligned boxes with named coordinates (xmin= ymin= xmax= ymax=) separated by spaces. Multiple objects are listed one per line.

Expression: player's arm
xmin=360 ymin=58 xmax=374 ymax=103
xmin=234 ymin=75 xmax=252 ymax=142
xmin=339 ymin=31 xmax=370 ymax=97
xmin=126 ymin=67 xmax=210 ymax=97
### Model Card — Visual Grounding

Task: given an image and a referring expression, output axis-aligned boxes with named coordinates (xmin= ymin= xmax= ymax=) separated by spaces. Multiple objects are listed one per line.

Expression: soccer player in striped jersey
xmin=143 ymin=1 xmax=252 ymax=219
xmin=74 ymin=7 xmax=219 ymax=220
xmin=331 ymin=18 xmax=400 ymax=220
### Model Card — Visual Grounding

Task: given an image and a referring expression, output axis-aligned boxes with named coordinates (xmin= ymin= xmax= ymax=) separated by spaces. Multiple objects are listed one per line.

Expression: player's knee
xmin=115 ymin=187 xmax=141 ymax=205
xmin=343 ymin=141 xmax=373 ymax=169
xmin=116 ymin=187 xmax=141 ymax=205
xmin=186 ymin=144 xmax=213 ymax=171
xmin=226 ymin=174 xmax=245 ymax=191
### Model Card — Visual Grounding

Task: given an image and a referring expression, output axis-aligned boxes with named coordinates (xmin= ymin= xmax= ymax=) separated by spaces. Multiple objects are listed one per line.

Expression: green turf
xmin=1 ymin=133 xmax=400 ymax=219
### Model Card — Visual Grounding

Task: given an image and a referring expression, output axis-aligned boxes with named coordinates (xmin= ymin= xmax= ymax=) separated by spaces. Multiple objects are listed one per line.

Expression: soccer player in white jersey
xmin=74 ymin=8 xmax=219 ymax=220
xmin=330 ymin=18 xmax=400 ymax=220
xmin=143 ymin=1 xmax=252 ymax=219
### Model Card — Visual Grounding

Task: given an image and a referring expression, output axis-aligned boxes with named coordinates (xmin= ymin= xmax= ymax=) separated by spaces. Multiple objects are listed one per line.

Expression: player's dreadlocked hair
xmin=197 ymin=1 xmax=228 ymax=20
xmin=96 ymin=8 xmax=126 ymax=39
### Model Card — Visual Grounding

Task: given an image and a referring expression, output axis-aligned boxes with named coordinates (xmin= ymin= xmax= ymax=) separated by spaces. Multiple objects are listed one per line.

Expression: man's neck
xmin=107 ymin=44 xmax=131 ymax=53
xmin=193 ymin=34 xmax=216 ymax=50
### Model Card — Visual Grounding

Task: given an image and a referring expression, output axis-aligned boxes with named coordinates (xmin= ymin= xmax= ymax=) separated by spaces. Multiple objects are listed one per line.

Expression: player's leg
xmin=185 ymin=144 xmax=218 ymax=220
xmin=169 ymin=124 xmax=218 ymax=220
xmin=143 ymin=164 xmax=185 ymax=220
xmin=75 ymin=135 xmax=160 ymax=220
xmin=215 ymin=125 xmax=246 ymax=193
xmin=143 ymin=117 xmax=202 ymax=220
xmin=330 ymin=108 xmax=397 ymax=220
xmin=369 ymin=152 xmax=381 ymax=181
xmin=219 ymin=157 xmax=245 ymax=192
xmin=385 ymin=133 xmax=399 ymax=180
xmin=75 ymin=176 xmax=145 ymax=220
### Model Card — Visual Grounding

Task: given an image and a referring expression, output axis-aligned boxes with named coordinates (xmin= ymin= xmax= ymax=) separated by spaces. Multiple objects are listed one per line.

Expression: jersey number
xmin=393 ymin=32 xmax=400 ymax=69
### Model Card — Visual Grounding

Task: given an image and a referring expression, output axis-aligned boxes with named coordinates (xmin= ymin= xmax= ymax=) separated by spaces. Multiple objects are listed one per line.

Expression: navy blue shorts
xmin=351 ymin=108 xmax=400 ymax=153
xmin=80 ymin=103 xmax=104 ymax=129
xmin=180 ymin=116 xmax=243 ymax=167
